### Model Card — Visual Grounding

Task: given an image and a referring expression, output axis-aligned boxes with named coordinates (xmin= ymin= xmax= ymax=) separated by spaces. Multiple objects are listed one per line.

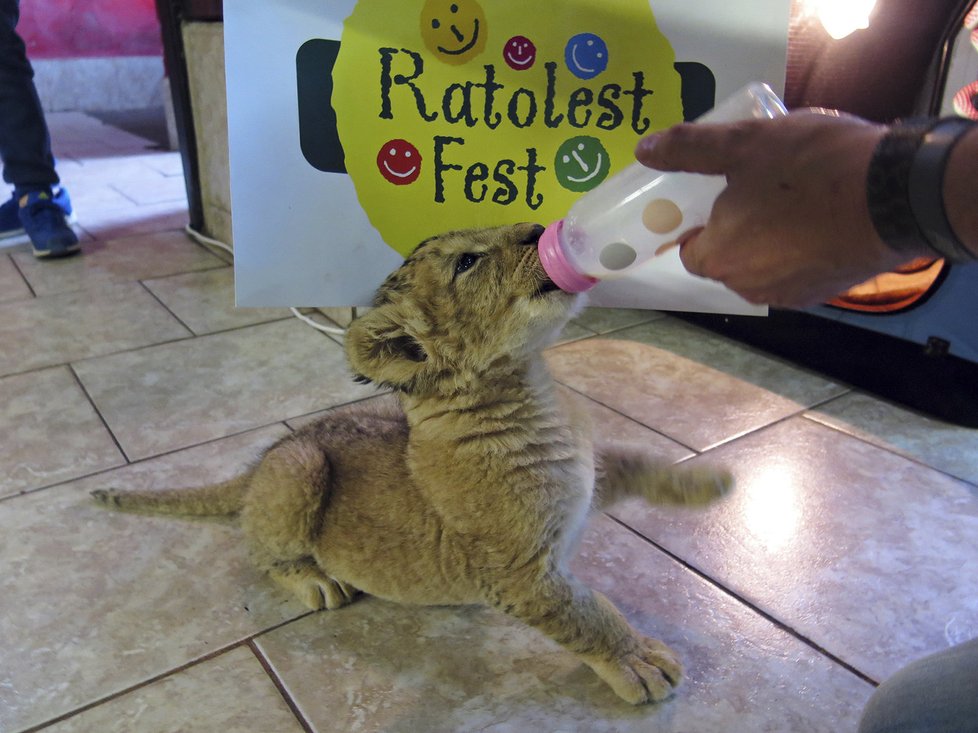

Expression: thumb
xmin=635 ymin=122 xmax=749 ymax=176
xmin=676 ymin=227 xmax=708 ymax=278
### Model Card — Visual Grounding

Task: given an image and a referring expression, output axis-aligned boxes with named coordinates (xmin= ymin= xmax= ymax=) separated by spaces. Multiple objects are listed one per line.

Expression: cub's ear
xmin=345 ymin=305 xmax=428 ymax=391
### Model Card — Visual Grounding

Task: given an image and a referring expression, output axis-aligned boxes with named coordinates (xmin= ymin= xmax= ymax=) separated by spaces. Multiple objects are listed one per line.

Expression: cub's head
xmin=345 ymin=223 xmax=583 ymax=395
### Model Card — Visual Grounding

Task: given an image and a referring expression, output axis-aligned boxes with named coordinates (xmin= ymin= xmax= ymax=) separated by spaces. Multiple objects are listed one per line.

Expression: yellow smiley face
xmin=420 ymin=0 xmax=487 ymax=65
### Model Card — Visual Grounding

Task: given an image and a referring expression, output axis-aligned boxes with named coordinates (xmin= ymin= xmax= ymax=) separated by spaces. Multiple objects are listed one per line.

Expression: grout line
xmin=137 ymin=278 xmax=197 ymax=335
xmin=800 ymin=411 xmax=978 ymax=490
xmin=692 ymin=411 xmax=805 ymax=454
xmin=18 ymin=613 xmax=317 ymax=733
xmin=139 ymin=261 xmax=233 ymax=287
xmin=804 ymin=389 xmax=855 ymax=412
xmin=0 ymin=382 xmax=392 ymax=503
xmin=577 ymin=315 xmax=667 ymax=338
xmin=606 ymin=513 xmax=881 ymax=688
xmin=0 ymin=420 xmax=293 ymax=506
xmin=67 ymin=363 xmax=130 ymax=464
xmin=1 ymin=314 xmax=317 ymax=383
xmin=18 ymin=641 xmax=249 ymax=733
xmin=0 ymin=329 xmax=196 ymax=381
xmin=248 ymin=639 xmax=317 ymax=733
xmin=6 ymin=251 xmax=38 ymax=298
xmin=552 ymin=377 xmax=701 ymax=456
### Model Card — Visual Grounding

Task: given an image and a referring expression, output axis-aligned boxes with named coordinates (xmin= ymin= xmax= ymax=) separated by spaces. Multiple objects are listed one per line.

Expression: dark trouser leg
xmin=0 ymin=0 xmax=59 ymax=192
xmin=859 ymin=638 xmax=978 ymax=733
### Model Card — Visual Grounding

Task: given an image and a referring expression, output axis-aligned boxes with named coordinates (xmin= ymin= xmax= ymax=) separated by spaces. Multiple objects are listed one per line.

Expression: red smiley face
xmin=377 ymin=139 xmax=422 ymax=185
xmin=503 ymin=35 xmax=536 ymax=71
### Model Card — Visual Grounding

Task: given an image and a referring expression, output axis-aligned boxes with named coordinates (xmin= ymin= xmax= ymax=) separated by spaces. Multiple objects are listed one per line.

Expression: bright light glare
xmin=803 ymin=0 xmax=877 ymax=39
xmin=741 ymin=466 xmax=801 ymax=551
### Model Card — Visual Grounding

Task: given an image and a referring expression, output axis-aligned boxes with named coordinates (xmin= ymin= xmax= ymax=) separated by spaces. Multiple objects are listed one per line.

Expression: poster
xmin=226 ymin=0 xmax=790 ymax=313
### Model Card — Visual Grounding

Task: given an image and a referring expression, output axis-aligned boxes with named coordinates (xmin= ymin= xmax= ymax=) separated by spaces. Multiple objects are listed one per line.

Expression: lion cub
xmin=93 ymin=223 xmax=732 ymax=705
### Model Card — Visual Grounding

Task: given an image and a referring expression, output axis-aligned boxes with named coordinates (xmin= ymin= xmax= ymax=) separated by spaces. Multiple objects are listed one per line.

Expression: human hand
xmin=635 ymin=111 xmax=927 ymax=308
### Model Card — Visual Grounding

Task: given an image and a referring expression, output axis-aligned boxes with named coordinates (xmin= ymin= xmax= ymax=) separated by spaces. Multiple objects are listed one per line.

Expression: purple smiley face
xmin=503 ymin=35 xmax=536 ymax=71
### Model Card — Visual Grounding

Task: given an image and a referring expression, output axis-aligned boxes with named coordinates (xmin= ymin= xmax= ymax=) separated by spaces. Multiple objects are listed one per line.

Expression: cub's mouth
xmin=533 ymin=277 xmax=562 ymax=297
xmin=519 ymin=223 xmax=563 ymax=298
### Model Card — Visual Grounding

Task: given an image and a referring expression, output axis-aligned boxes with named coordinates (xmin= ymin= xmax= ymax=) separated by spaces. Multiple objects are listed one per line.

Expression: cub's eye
xmin=453 ymin=252 xmax=482 ymax=277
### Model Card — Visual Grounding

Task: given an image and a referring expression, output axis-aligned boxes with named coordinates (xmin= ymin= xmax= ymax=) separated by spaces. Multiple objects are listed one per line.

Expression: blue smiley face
xmin=564 ymin=33 xmax=609 ymax=80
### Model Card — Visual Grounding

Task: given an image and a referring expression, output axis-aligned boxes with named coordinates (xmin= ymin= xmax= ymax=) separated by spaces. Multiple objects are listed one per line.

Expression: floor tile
xmin=0 ymin=366 xmax=125 ymax=498
xmin=60 ymin=154 xmax=186 ymax=188
xmin=43 ymin=647 xmax=305 ymax=733
xmin=53 ymin=160 xmax=138 ymax=213
xmin=256 ymin=515 xmax=871 ymax=733
xmin=0 ymin=236 xmax=32 ymax=255
xmin=573 ymin=306 xmax=664 ymax=334
xmin=112 ymin=171 xmax=188 ymax=206
xmin=12 ymin=230 xmax=225 ymax=297
xmin=609 ymin=417 xmax=978 ymax=682
xmin=144 ymin=267 xmax=291 ymax=335
xmin=556 ymin=319 xmax=595 ymax=344
xmin=140 ymin=152 xmax=185 ymax=178
xmin=568 ymin=386 xmax=695 ymax=464
xmin=0 ymin=281 xmax=191 ymax=377
xmin=73 ymin=319 xmax=376 ymax=460
xmin=629 ymin=317 xmax=846 ymax=402
xmin=0 ymin=426 xmax=304 ymax=733
xmin=76 ymin=200 xmax=189 ymax=241
xmin=808 ymin=392 xmax=978 ymax=485
xmin=546 ymin=318 xmax=846 ymax=451
xmin=0 ymin=254 xmax=32 ymax=303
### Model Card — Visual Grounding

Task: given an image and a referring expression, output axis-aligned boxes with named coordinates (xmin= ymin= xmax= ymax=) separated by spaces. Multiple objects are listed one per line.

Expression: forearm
xmin=943 ymin=123 xmax=978 ymax=259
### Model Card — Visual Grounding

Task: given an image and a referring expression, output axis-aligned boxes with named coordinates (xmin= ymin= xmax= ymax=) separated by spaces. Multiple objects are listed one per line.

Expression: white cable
xmin=183 ymin=225 xmax=347 ymax=336
xmin=184 ymin=224 xmax=233 ymax=255
xmin=289 ymin=307 xmax=348 ymax=335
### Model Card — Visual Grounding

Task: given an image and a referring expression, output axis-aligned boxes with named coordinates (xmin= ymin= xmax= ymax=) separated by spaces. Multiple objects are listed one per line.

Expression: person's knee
xmin=859 ymin=640 xmax=978 ymax=733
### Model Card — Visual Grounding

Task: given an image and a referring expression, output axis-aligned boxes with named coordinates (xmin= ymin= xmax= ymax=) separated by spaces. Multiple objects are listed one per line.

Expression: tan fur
xmin=92 ymin=223 xmax=733 ymax=705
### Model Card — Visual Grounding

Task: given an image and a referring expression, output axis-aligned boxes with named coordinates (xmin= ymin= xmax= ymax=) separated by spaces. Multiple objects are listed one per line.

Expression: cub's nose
xmin=518 ymin=223 xmax=546 ymax=246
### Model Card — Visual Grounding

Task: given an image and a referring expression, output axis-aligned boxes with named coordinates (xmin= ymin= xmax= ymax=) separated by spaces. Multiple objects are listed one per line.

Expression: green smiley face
xmin=554 ymin=136 xmax=611 ymax=192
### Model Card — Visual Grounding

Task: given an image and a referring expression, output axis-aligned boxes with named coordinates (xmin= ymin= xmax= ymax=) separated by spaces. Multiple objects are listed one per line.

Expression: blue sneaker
xmin=0 ymin=187 xmax=76 ymax=242
xmin=17 ymin=190 xmax=80 ymax=258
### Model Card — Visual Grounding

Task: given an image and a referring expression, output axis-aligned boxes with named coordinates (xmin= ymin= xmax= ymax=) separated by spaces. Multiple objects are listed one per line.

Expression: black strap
xmin=866 ymin=117 xmax=976 ymax=263
xmin=907 ymin=117 xmax=975 ymax=262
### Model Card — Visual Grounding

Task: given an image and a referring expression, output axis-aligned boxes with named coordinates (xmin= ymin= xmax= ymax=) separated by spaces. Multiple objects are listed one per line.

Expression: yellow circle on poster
xmin=419 ymin=0 xmax=488 ymax=65
xmin=333 ymin=0 xmax=684 ymax=256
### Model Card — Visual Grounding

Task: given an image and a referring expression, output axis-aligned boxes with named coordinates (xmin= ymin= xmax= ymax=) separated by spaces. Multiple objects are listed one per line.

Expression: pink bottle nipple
xmin=538 ymin=220 xmax=598 ymax=293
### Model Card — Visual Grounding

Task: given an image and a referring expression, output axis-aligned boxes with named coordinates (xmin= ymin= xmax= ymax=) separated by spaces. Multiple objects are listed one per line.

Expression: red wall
xmin=18 ymin=0 xmax=163 ymax=59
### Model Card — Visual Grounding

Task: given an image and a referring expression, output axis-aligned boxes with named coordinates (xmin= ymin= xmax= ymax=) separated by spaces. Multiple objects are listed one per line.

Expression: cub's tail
xmin=91 ymin=472 xmax=250 ymax=517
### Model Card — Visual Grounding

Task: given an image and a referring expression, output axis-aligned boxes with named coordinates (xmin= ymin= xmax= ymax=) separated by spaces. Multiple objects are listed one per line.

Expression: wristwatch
xmin=866 ymin=117 xmax=975 ymax=263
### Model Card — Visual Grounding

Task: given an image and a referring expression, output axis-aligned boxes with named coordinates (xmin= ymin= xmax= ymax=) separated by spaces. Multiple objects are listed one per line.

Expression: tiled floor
xmin=2 ymin=113 xmax=977 ymax=733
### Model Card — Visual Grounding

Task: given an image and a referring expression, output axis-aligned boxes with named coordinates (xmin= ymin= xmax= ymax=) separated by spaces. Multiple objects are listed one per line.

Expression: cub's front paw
xmin=670 ymin=466 xmax=734 ymax=507
xmin=591 ymin=636 xmax=683 ymax=705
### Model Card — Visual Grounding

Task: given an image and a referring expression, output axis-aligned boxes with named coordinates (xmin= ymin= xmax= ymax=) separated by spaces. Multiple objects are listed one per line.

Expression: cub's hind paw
xmin=318 ymin=577 xmax=360 ymax=610
xmin=270 ymin=561 xmax=360 ymax=611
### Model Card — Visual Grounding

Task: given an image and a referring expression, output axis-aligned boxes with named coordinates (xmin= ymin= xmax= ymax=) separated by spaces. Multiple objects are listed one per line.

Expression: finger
xmin=635 ymin=122 xmax=752 ymax=175
xmin=677 ymin=228 xmax=707 ymax=277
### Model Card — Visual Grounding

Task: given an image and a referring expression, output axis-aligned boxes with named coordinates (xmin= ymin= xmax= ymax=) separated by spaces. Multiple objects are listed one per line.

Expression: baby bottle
xmin=538 ymin=82 xmax=787 ymax=292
